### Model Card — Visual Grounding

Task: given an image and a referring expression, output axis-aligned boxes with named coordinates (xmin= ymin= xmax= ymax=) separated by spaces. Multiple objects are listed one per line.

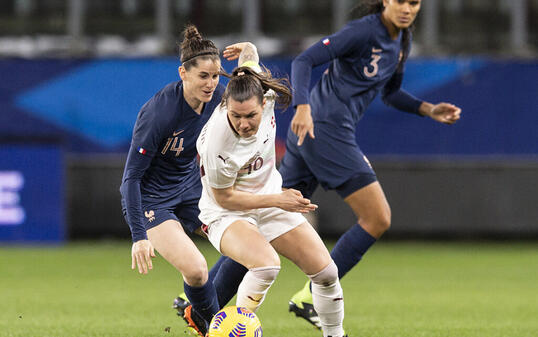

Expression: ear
xmin=383 ymin=0 xmax=389 ymax=7
xmin=262 ymin=97 xmax=267 ymax=107
xmin=178 ymin=66 xmax=186 ymax=80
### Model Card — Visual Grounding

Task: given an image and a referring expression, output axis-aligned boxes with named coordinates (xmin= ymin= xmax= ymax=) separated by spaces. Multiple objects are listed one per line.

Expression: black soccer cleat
xmin=288 ymin=281 xmax=322 ymax=329
xmin=172 ymin=294 xmax=190 ymax=317
xmin=288 ymin=300 xmax=322 ymax=330
xmin=182 ymin=305 xmax=209 ymax=337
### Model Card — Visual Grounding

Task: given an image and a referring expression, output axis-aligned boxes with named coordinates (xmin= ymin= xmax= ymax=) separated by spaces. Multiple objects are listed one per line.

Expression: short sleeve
xmin=202 ymin=149 xmax=238 ymax=189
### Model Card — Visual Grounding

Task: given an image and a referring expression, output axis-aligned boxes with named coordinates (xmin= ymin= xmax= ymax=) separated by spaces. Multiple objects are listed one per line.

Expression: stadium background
xmin=1 ymin=0 xmax=537 ymax=242
xmin=1 ymin=2 xmax=538 ymax=337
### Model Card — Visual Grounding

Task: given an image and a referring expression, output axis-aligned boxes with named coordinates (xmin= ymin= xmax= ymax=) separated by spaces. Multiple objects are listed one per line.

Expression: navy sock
xmin=183 ymin=280 xmax=219 ymax=324
xmin=211 ymin=256 xmax=248 ymax=308
xmin=208 ymin=255 xmax=227 ymax=281
xmin=331 ymin=223 xmax=377 ymax=279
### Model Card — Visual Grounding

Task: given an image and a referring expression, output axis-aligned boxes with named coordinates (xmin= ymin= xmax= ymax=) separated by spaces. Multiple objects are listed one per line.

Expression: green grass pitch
xmin=1 ymin=240 xmax=537 ymax=337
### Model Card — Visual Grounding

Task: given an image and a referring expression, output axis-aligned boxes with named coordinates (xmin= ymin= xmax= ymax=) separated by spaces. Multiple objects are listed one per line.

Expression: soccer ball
xmin=208 ymin=306 xmax=263 ymax=337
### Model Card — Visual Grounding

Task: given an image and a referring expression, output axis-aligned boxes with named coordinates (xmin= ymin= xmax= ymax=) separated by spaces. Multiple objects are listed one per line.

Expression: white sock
xmin=309 ymin=261 xmax=345 ymax=337
xmin=236 ymin=266 xmax=280 ymax=312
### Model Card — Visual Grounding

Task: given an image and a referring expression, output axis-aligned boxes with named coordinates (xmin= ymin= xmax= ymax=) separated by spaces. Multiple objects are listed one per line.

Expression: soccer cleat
xmin=182 ymin=305 xmax=209 ymax=337
xmin=173 ymin=294 xmax=205 ymax=336
xmin=288 ymin=280 xmax=321 ymax=329
xmin=172 ymin=293 xmax=190 ymax=317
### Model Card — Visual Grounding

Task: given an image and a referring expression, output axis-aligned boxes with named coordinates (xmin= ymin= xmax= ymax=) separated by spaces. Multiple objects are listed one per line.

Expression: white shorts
xmin=206 ymin=207 xmax=307 ymax=253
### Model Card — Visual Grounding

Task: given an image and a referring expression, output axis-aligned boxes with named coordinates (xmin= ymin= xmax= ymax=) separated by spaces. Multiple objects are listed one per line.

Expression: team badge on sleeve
xmin=322 ymin=38 xmax=330 ymax=46
xmin=138 ymin=147 xmax=147 ymax=155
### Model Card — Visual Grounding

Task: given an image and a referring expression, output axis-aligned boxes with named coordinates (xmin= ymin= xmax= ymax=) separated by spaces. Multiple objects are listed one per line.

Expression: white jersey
xmin=196 ymin=90 xmax=282 ymax=224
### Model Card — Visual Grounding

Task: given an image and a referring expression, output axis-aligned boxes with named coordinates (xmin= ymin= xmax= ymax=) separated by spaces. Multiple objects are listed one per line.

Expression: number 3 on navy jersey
xmin=364 ymin=47 xmax=382 ymax=78
xmin=161 ymin=137 xmax=184 ymax=156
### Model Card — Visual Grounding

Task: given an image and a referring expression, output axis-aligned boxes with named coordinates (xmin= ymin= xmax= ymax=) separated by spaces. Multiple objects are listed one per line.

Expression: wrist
xmin=419 ymin=102 xmax=434 ymax=117
xmin=265 ymin=194 xmax=281 ymax=208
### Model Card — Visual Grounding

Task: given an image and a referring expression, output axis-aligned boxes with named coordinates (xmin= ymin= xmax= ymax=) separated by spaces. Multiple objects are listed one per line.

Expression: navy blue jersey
xmin=291 ymin=13 xmax=422 ymax=129
xmin=281 ymin=14 xmax=423 ymax=198
xmin=120 ymin=81 xmax=225 ymax=242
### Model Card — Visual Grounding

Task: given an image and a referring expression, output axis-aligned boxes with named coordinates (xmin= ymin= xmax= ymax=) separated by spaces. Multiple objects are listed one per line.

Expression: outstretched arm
xmin=383 ymin=71 xmax=462 ymax=124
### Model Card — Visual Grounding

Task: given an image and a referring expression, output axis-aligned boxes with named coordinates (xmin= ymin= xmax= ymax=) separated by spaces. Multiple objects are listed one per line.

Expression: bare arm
xmin=223 ymin=42 xmax=259 ymax=66
xmin=211 ymin=186 xmax=317 ymax=213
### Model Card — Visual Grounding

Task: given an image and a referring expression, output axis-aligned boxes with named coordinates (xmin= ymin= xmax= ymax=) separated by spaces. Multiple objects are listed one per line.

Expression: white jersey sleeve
xmin=197 ymin=104 xmax=240 ymax=189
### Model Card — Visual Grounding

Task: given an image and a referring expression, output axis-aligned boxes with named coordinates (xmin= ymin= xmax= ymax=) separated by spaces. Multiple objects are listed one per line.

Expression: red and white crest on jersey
xmin=322 ymin=38 xmax=330 ymax=46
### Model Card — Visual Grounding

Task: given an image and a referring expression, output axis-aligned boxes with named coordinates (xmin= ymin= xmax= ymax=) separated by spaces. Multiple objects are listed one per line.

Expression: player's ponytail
xmin=179 ymin=24 xmax=220 ymax=70
xmin=351 ymin=0 xmax=413 ymax=72
xmin=398 ymin=28 xmax=411 ymax=72
xmin=222 ymin=66 xmax=292 ymax=110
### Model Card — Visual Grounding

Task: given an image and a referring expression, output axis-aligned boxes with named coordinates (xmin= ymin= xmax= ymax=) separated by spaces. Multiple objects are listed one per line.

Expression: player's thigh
xmin=271 ymin=221 xmax=332 ymax=275
xmin=344 ymin=181 xmax=391 ymax=234
xmin=147 ymin=219 xmax=208 ymax=279
xmin=219 ymin=220 xmax=280 ymax=270
xmin=174 ymin=185 xmax=204 ymax=235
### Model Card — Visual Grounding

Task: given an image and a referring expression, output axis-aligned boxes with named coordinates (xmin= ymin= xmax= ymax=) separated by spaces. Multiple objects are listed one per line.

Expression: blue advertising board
xmin=0 ymin=145 xmax=64 ymax=243
xmin=2 ymin=58 xmax=537 ymax=156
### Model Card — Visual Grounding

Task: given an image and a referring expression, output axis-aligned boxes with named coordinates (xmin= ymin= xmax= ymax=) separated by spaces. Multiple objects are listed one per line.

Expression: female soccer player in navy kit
xmin=280 ymin=0 xmax=462 ymax=327
xmin=120 ymin=25 xmax=227 ymax=336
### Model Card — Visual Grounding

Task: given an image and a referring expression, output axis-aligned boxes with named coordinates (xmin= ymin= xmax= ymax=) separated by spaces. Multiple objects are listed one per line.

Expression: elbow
xmin=292 ymin=54 xmax=312 ymax=70
xmin=213 ymin=191 xmax=239 ymax=211
xmin=244 ymin=42 xmax=257 ymax=52
xmin=119 ymin=180 xmax=128 ymax=196
xmin=381 ymin=93 xmax=392 ymax=107
xmin=119 ymin=177 xmax=140 ymax=197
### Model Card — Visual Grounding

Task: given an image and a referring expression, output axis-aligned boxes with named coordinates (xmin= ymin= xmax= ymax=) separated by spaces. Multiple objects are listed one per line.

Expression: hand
xmin=428 ymin=103 xmax=462 ymax=125
xmin=131 ymin=239 xmax=156 ymax=274
xmin=291 ymin=104 xmax=315 ymax=146
xmin=277 ymin=189 xmax=318 ymax=213
xmin=223 ymin=42 xmax=254 ymax=61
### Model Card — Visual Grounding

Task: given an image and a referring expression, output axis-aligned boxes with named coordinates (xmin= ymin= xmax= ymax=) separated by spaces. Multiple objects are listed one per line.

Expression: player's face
xmin=383 ymin=0 xmax=421 ymax=29
xmin=227 ymin=96 xmax=265 ymax=138
xmin=179 ymin=58 xmax=221 ymax=103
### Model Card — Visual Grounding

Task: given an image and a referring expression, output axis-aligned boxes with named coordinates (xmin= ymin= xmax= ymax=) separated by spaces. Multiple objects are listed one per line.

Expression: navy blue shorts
xmin=122 ymin=183 xmax=203 ymax=235
xmin=279 ymin=122 xmax=377 ymax=199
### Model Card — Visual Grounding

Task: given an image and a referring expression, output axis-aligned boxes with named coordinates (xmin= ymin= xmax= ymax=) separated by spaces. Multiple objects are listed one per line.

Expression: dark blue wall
xmin=2 ymin=58 xmax=537 ymax=156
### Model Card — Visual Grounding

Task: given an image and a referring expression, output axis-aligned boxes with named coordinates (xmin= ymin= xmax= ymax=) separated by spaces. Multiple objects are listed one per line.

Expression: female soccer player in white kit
xmin=196 ymin=42 xmax=347 ymax=337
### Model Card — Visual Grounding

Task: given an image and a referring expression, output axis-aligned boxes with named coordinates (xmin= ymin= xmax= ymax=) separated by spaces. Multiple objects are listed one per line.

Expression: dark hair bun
xmin=179 ymin=24 xmax=219 ymax=67
xmin=183 ymin=24 xmax=202 ymax=41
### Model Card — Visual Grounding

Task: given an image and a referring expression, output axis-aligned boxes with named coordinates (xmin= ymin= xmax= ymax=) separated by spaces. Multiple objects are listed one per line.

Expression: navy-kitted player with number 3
xmin=120 ymin=25 xmax=236 ymax=336
xmin=280 ymin=0 xmax=462 ymax=327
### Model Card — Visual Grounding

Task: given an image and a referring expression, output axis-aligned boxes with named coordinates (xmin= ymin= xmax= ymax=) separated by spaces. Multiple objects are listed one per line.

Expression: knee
xmin=182 ymin=261 xmax=209 ymax=287
xmin=249 ymin=249 xmax=280 ymax=270
xmin=362 ymin=207 xmax=391 ymax=235
xmin=378 ymin=207 xmax=391 ymax=232
xmin=250 ymin=265 xmax=280 ymax=283
xmin=309 ymin=260 xmax=338 ymax=285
